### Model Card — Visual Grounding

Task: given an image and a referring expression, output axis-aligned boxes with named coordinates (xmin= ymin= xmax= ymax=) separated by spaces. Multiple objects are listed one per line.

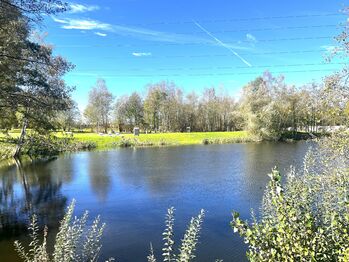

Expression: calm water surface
xmin=0 ymin=142 xmax=310 ymax=261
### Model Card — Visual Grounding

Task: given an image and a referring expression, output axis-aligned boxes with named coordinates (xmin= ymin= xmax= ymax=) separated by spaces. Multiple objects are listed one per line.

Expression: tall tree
xmin=183 ymin=91 xmax=199 ymax=131
xmin=143 ymin=82 xmax=167 ymax=131
xmin=55 ymin=101 xmax=80 ymax=132
xmin=114 ymin=92 xmax=144 ymax=131
xmin=0 ymin=0 xmax=74 ymax=157
xmin=126 ymin=92 xmax=144 ymax=127
xmin=84 ymin=79 xmax=113 ymax=133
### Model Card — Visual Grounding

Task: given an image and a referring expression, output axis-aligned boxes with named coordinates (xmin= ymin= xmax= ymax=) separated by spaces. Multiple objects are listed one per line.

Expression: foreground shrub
xmin=14 ymin=200 xmax=112 ymax=262
xmin=147 ymin=207 xmax=205 ymax=262
xmin=14 ymin=203 xmax=204 ymax=262
xmin=231 ymin=133 xmax=349 ymax=261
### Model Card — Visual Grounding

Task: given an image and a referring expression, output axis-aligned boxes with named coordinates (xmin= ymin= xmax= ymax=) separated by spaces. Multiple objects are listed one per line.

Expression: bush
xmin=14 ymin=203 xmax=204 ymax=262
xmin=18 ymin=134 xmax=96 ymax=159
xmin=0 ymin=142 xmax=16 ymax=160
xmin=202 ymin=137 xmax=254 ymax=145
xmin=202 ymin=138 xmax=210 ymax=145
xmin=118 ymin=138 xmax=133 ymax=147
xmin=14 ymin=200 xmax=112 ymax=262
xmin=147 ymin=207 xmax=205 ymax=262
xmin=21 ymin=134 xmax=61 ymax=158
xmin=231 ymin=133 xmax=349 ymax=261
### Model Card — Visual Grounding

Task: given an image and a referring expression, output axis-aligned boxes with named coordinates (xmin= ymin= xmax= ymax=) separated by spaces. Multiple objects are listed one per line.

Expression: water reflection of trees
xmin=87 ymin=153 xmax=112 ymax=201
xmin=0 ymin=159 xmax=68 ymax=240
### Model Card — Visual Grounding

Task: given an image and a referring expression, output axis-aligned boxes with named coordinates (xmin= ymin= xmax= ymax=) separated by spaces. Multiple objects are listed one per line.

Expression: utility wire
xmin=70 ymin=63 xmax=345 ymax=72
xmin=56 ymin=36 xmax=335 ymax=48
xmin=113 ymin=13 xmax=345 ymax=27
xmin=68 ymin=68 xmax=341 ymax=78
xmin=51 ymin=24 xmax=341 ymax=37
xmin=63 ymin=50 xmax=336 ymax=61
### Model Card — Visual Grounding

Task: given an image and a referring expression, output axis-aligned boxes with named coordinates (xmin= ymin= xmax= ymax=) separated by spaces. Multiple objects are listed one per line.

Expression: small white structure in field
xmin=186 ymin=127 xmax=191 ymax=133
xmin=133 ymin=127 xmax=140 ymax=136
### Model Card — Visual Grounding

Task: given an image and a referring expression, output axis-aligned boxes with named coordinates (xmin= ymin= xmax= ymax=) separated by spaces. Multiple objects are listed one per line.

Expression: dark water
xmin=0 ymin=142 xmax=310 ymax=261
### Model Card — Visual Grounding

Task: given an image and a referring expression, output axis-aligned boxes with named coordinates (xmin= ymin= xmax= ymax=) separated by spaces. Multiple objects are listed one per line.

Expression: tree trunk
xmin=14 ymin=118 xmax=28 ymax=158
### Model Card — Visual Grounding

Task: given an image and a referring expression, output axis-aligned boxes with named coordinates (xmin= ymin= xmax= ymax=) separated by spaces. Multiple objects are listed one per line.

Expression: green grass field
xmin=0 ymin=130 xmax=253 ymax=160
xmin=67 ymin=131 xmax=252 ymax=149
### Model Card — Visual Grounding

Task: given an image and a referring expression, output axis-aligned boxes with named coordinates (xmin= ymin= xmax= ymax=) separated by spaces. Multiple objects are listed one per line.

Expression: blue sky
xmin=44 ymin=0 xmax=348 ymax=110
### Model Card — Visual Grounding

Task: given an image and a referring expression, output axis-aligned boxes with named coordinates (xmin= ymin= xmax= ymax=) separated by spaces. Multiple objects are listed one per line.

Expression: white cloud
xmin=95 ymin=32 xmax=107 ymax=37
xmin=52 ymin=17 xmax=69 ymax=24
xmin=321 ymin=45 xmax=336 ymax=52
xmin=69 ymin=3 xmax=100 ymax=13
xmin=53 ymin=18 xmax=112 ymax=30
xmin=132 ymin=52 xmax=152 ymax=57
xmin=246 ymin=33 xmax=257 ymax=43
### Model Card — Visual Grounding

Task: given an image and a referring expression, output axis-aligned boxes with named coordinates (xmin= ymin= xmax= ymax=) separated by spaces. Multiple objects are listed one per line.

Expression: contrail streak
xmin=193 ymin=21 xmax=252 ymax=67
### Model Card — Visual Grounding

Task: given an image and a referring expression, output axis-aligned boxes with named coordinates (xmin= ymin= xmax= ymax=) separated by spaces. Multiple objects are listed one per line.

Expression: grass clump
xmin=202 ymin=136 xmax=255 ymax=145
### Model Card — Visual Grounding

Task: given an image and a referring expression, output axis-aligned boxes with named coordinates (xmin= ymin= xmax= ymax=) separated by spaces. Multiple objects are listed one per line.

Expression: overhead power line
xmin=56 ymin=36 xmax=335 ymax=48
xmin=71 ymin=63 xmax=345 ymax=72
xmin=115 ymin=13 xmax=346 ymax=26
xmin=67 ymin=50 xmax=332 ymax=61
xmin=68 ymin=68 xmax=341 ymax=78
xmin=52 ymin=24 xmax=340 ymax=38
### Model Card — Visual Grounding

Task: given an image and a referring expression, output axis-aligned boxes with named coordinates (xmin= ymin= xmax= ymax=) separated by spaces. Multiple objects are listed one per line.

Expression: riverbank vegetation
xmin=14 ymin=200 xmax=110 ymax=262
xmin=0 ymin=130 xmax=251 ymax=159
xmin=232 ymin=132 xmax=349 ymax=261
xmin=15 ymin=202 xmax=205 ymax=262
xmin=0 ymin=133 xmax=96 ymax=160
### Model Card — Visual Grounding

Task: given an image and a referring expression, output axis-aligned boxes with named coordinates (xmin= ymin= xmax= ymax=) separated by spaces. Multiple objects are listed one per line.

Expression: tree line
xmin=1 ymin=0 xmax=349 ymax=147
xmin=82 ymin=71 xmax=349 ymax=140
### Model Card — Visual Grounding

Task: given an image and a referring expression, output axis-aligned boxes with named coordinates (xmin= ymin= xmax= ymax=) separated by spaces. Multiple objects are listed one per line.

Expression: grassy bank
xmin=68 ymin=131 xmax=252 ymax=149
xmin=0 ymin=131 xmax=253 ymax=160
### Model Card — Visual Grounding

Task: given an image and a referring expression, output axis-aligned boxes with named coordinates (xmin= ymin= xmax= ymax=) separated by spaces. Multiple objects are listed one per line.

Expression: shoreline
xmin=0 ymin=130 xmax=318 ymax=162
xmin=0 ymin=131 xmax=252 ymax=161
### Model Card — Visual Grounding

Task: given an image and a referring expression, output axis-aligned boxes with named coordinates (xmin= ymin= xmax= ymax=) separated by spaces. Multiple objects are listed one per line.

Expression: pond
xmin=0 ymin=142 xmax=310 ymax=261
